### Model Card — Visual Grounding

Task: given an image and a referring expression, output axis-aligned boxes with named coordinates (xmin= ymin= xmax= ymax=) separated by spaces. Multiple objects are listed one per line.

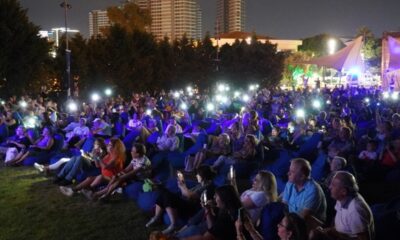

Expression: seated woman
xmin=184 ymin=184 xmax=242 ymax=240
xmin=59 ymin=138 xmax=125 ymax=198
xmin=145 ymin=165 xmax=216 ymax=234
xmin=91 ymin=143 xmax=151 ymax=200
xmin=211 ymin=134 xmax=257 ymax=170
xmin=230 ymin=170 xmax=276 ymax=225
xmin=0 ymin=125 xmax=31 ymax=164
xmin=236 ymin=212 xmax=308 ymax=240
xmin=7 ymin=126 xmax=54 ymax=166
xmin=192 ymin=133 xmax=231 ymax=170
xmin=39 ymin=138 xmax=107 ymax=185
xmin=156 ymin=124 xmax=179 ymax=152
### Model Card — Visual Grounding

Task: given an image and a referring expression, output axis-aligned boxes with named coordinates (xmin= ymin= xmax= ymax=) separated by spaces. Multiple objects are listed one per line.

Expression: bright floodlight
xmin=249 ymin=85 xmax=255 ymax=91
xmin=295 ymin=109 xmax=306 ymax=118
xmin=234 ymin=91 xmax=240 ymax=98
xmin=218 ymin=84 xmax=225 ymax=92
xmin=221 ymin=96 xmax=228 ymax=104
xmin=349 ymin=67 xmax=361 ymax=76
xmin=206 ymin=103 xmax=215 ymax=111
xmin=215 ymin=95 xmax=222 ymax=102
xmin=145 ymin=109 xmax=152 ymax=115
xmin=326 ymin=100 xmax=331 ymax=105
xmin=28 ymin=117 xmax=36 ymax=126
xmin=383 ymin=91 xmax=390 ymax=99
xmin=328 ymin=38 xmax=336 ymax=55
xmin=0 ymin=101 xmax=5 ymax=105
xmin=173 ymin=91 xmax=180 ymax=98
xmin=312 ymin=100 xmax=321 ymax=109
xmin=364 ymin=98 xmax=370 ymax=103
xmin=392 ymin=92 xmax=399 ymax=101
xmin=104 ymin=88 xmax=112 ymax=96
xmin=19 ymin=101 xmax=27 ymax=108
xmin=187 ymin=86 xmax=192 ymax=92
xmin=68 ymin=101 xmax=78 ymax=112
xmin=180 ymin=103 xmax=188 ymax=110
xmin=91 ymin=93 xmax=100 ymax=102
xmin=188 ymin=91 xmax=193 ymax=96
xmin=225 ymin=86 xmax=230 ymax=91
xmin=243 ymin=94 xmax=250 ymax=102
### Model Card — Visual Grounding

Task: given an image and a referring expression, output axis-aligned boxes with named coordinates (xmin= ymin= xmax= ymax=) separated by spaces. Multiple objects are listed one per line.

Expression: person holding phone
xmin=46 ymin=138 xmax=107 ymax=187
xmin=145 ymin=165 xmax=216 ymax=234
xmin=230 ymin=170 xmax=275 ymax=224
xmin=183 ymin=185 xmax=242 ymax=240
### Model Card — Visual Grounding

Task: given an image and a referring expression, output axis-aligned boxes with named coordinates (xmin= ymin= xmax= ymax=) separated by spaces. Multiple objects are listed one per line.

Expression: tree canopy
xmin=0 ymin=0 xmax=51 ymax=95
xmin=107 ymin=1 xmax=152 ymax=34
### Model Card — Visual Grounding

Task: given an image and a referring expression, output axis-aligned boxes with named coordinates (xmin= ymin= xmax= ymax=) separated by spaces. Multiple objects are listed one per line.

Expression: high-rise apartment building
xmin=89 ymin=10 xmax=111 ymax=38
xmin=215 ymin=0 xmax=245 ymax=35
xmin=133 ymin=0 xmax=202 ymax=40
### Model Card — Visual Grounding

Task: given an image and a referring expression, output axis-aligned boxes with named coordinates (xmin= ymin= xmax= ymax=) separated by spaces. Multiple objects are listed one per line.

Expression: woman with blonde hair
xmin=230 ymin=170 xmax=277 ymax=224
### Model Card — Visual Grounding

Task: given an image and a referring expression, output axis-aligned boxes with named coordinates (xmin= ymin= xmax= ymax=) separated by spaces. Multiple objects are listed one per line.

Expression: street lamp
xmin=60 ymin=0 xmax=72 ymax=98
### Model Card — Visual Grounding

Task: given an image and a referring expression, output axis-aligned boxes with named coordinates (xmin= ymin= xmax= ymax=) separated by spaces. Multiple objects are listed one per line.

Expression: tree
xmin=356 ymin=26 xmax=381 ymax=74
xmin=107 ymin=1 xmax=151 ymax=34
xmin=0 ymin=0 xmax=51 ymax=95
xmin=299 ymin=34 xmax=345 ymax=57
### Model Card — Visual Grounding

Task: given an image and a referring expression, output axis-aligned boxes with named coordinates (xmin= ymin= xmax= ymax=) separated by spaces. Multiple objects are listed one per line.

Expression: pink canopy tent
xmin=304 ymin=36 xmax=364 ymax=72
xmin=382 ymin=33 xmax=400 ymax=90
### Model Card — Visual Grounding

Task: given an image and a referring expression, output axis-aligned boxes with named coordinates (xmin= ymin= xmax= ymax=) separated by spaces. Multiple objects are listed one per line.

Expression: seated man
xmin=283 ymin=158 xmax=327 ymax=224
xmin=312 ymin=171 xmax=374 ymax=240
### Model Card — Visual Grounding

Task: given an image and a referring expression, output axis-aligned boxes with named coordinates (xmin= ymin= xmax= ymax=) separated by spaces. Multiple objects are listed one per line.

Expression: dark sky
xmin=19 ymin=0 xmax=400 ymax=39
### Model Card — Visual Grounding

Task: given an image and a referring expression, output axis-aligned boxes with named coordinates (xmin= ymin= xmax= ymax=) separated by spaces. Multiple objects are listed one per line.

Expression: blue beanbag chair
xmin=137 ymin=191 xmax=160 ymax=212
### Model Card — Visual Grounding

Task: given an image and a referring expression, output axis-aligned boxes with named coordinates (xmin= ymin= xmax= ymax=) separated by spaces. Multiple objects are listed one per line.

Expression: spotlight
xmin=180 ymin=103 xmax=188 ymax=110
xmin=218 ymin=84 xmax=225 ymax=92
xmin=206 ymin=103 xmax=215 ymax=111
xmin=312 ymin=100 xmax=321 ymax=109
xmin=234 ymin=91 xmax=240 ymax=98
xmin=67 ymin=101 xmax=78 ymax=112
xmin=173 ymin=92 xmax=180 ymax=98
xmin=364 ymin=98 xmax=370 ymax=103
xmin=383 ymin=91 xmax=390 ymax=99
xmin=104 ymin=88 xmax=112 ymax=96
xmin=91 ymin=93 xmax=100 ymax=102
xmin=295 ymin=109 xmax=306 ymax=118
xmin=391 ymin=92 xmax=399 ymax=101
xmin=145 ymin=109 xmax=152 ymax=115
xmin=243 ymin=94 xmax=250 ymax=102
xmin=19 ymin=101 xmax=28 ymax=108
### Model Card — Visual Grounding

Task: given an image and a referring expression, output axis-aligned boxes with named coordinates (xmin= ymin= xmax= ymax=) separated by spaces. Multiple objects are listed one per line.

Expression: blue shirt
xmin=282 ymin=179 xmax=327 ymax=221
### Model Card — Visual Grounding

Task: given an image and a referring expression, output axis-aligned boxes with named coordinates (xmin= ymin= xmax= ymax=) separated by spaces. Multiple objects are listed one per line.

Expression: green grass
xmin=0 ymin=166 xmax=158 ymax=240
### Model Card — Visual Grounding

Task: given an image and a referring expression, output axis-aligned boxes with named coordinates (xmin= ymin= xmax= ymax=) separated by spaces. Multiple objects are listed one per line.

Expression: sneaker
xmin=161 ymin=224 xmax=175 ymax=234
xmin=145 ymin=216 xmax=160 ymax=228
xmin=59 ymin=186 xmax=74 ymax=197
xmin=111 ymin=187 xmax=123 ymax=195
xmin=34 ymin=163 xmax=44 ymax=173
xmin=81 ymin=189 xmax=94 ymax=201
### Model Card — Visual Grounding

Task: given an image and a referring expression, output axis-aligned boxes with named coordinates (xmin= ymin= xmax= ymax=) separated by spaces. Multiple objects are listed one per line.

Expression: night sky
xmin=19 ymin=0 xmax=400 ymax=39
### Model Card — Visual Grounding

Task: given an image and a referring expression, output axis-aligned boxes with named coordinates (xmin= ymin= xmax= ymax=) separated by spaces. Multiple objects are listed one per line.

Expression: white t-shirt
xmin=72 ymin=126 xmax=90 ymax=138
xmin=358 ymin=150 xmax=377 ymax=161
xmin=130 ymin=156 xmax=151 ymax=170
xmin=240 ymin=189 xmax=267 ymax=224
xmin=334 ymin=194 xmax=374 ymax=238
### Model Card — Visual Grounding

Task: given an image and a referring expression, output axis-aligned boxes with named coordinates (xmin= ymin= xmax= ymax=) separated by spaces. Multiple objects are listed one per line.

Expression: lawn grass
xmin=0 ymin=166 xmax=157 ymax=240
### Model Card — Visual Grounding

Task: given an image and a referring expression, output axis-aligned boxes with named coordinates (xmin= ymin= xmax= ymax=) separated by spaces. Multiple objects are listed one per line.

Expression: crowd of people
xmin=1 ymin=85 xmax=400 ymax=240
